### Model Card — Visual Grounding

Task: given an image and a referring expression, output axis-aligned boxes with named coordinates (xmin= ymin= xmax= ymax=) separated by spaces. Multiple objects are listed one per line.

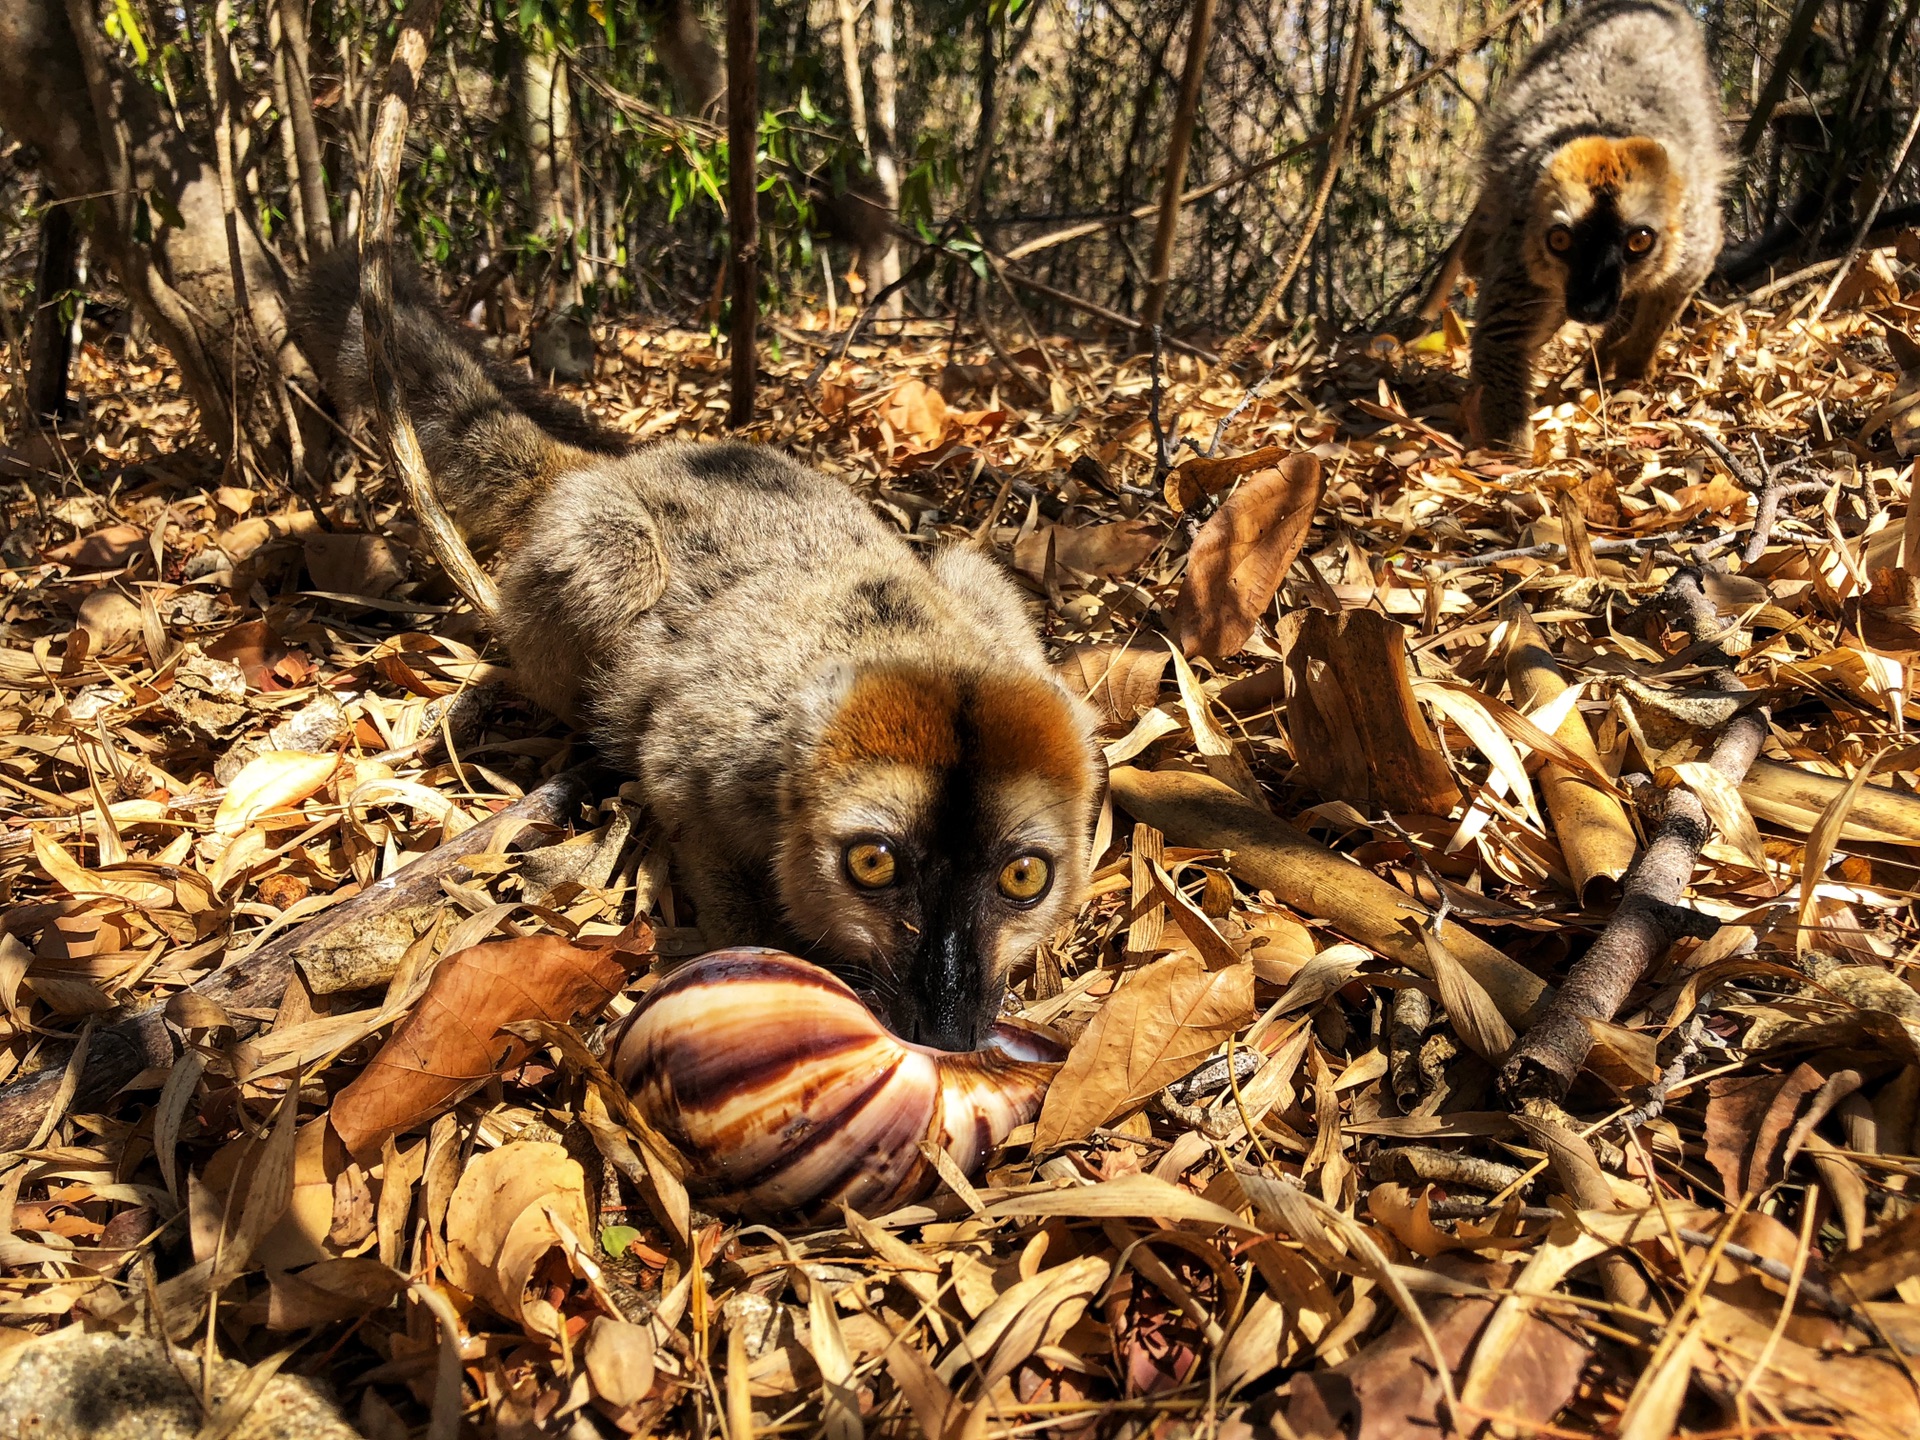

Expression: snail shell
xmin=611 ymin=948 xmax=1064 ymax=1220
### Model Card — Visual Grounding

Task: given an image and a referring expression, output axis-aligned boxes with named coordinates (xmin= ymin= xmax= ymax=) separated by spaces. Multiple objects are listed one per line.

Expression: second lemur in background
xmin=295 ymin=254 xmax=1099 ymax=1054
xmin=1436 ymin=0 xmax=1725 ymax=450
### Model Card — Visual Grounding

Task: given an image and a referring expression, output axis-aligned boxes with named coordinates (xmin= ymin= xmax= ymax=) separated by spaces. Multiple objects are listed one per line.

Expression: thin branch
xmin=1002 ymin=0 xmax=1550 ymax=264
xmin=1204 ymin=0 xmax=1371 ymax=384
xmin=1500 ymin=570 xmax=1770 ymax=1106
xmin=358 ymin=0 xmax=499 ymax=618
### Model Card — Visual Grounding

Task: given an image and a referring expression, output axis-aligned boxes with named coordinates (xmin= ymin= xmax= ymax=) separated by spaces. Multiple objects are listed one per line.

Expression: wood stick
xmin=1500 ymin=571 xmax=1768 ymax=1105
xmin=1106 ymin=765 xmax=1549 ymax=1026
xmin=358 ymin=0 xmax=499 ymax=618
xmin=1502 ymin=603 xmax=1638 ymax=904
xmin=0 ymin=768 xmax=597 ymax=1151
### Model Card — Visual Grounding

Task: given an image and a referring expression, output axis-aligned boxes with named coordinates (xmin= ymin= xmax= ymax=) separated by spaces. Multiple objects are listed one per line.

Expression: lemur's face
xmin=775 ymin=665 xmax=1099 ymax=1052
xmin=1530 ymin=136 xmax=1685 ymax=325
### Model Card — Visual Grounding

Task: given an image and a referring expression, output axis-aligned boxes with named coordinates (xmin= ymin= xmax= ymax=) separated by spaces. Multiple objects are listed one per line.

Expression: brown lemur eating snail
xmin=293 ymin=253 xmax=1101 ymax=1056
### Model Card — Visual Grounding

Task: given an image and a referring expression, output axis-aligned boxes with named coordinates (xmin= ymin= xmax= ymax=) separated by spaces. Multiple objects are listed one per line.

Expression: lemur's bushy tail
xmin=291 ymin=250 xmax=623 ymax=550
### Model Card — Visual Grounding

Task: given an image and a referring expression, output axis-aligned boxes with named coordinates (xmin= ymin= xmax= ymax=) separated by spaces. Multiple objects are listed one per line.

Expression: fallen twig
xmin=1691 ymin=427 xmax=1834 ymax=563
xmin=1500 ymin=570 xmax=1769 ymax=1105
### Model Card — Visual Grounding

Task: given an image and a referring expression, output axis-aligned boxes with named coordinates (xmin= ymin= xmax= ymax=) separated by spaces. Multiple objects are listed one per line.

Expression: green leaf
xmin=111 ymin=0 xmax=149 ymax=65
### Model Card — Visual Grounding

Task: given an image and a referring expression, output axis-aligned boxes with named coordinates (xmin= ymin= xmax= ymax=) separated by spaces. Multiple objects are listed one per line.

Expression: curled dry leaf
xmin=1173 ymin=453 xmax=1324 ymax=659
xmin=1164 ymin=445 xmax=1288 ymax=514
xmin=72 ymin=587 xmax=144 ymax=658
xmin=882 ymin=378 xmax=949 ymax=449
xmin=214 ymin=751 xmax=340 ymax=838
xmin=442 ymin=1141 xmax=595 ymax=1340
xmin=1031 ymin=952 xmax=1254 ymax=1147
xmin=328 ymin=935 xmax=634 ymax=1161
xmin=1055 ymin=638 xmax=1171 ymax=732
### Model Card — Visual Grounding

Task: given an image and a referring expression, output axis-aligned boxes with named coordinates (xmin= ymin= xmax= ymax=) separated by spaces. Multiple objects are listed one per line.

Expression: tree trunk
xmin=867 ymin=0 xmax=903 ymax=311
xmin=0 ymin=0 xmax=316 ymax=468
xmin=654 ymin=0 xmax=726 ymax=118
xmin=517 ymin=32 xmax=584 ymax=307
xmin=276 ymin=0 xmax=332 ymax=258
xmin=269 ymin=9 xmax=311 ymax=264
xmin=552 ymin=50 xmax=587 ymax=300
xmin=834 ymin=0 xmax=870 ymax=152
xmin=26 ymin=203 xmax=80 ymax=422
xmin=1141 ymin=0 xmax=1219 ymax=333
xmin=833 ymin=0 xmax=903 ymax=313
xmin=966 ymin=6 xmax=1001 ymax=237
xmin=727 ymin=0 xmax=758 ymax=428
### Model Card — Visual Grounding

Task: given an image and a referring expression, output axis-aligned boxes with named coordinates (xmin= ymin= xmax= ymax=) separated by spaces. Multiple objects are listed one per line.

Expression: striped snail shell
xmin=611 ymin=948 xmax=1064 ymax=1221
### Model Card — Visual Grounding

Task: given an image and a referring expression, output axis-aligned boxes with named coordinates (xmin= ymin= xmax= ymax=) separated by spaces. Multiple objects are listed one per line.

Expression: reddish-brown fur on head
xmin=781 ymin=662 xmax=1099 ymax=1051
xmin=1527 ymin=135 xmax=1688 ymax=303
xmin=1548 ymin=136 xmax=1672 ymax=198
xmin=817 ymin=669 xmax=1091 ymax=791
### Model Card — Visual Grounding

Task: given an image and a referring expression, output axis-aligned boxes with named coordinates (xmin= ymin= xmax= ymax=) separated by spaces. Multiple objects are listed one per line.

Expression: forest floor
xmin=4 ymin=257 xmax=1920 ymax=1439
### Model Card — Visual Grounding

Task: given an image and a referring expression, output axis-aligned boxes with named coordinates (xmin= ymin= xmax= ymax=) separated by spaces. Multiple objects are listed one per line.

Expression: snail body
xmin=612 ymin=948 xmax=1063 ymax=1220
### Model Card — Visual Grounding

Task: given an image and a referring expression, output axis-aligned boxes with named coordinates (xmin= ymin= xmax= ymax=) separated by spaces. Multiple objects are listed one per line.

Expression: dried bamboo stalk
xmin=1742 ymin=757 xmax=1920 ymax=847
xmin=1107 ymin=765 xmax=1549 ymax=1026
xmin=1503 ymin=604 xmax=1638 ymax=903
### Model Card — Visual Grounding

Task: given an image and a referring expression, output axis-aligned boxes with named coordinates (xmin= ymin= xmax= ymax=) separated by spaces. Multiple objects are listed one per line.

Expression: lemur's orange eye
xmin=845 ymin=840 xmax=897 ymax=889
xmin=1625 ymin=226 xmax=1656 ymax=257
xmin=1547 ymin=225 xmax=1574 ymax=254
xmin=998 ymin=854 xmax=1052 ymax=904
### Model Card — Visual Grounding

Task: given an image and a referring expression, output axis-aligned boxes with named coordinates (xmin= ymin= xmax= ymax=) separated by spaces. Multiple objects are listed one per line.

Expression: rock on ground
xmin=0 ymin=1328 xmax=358 ymax=1440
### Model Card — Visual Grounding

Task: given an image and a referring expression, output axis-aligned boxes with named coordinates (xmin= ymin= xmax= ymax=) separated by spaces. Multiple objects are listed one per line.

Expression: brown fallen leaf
xmin=328 ymin=934 xmax=636 ymax=1161
xmin=1014 ymin=517 xmax=1163 ymax=581
xmin=1283 ymin=1256 xmax=1588 ymax=1439
xmin=1054 ymin=638 xmax=1171 ymax=732
xmin=1174 ymin=454 xmax=1324 ymax=659
xmin=1031 ymin=952 xmax=1253 ymax=1147
xmin=206 ymin=619 xmax=299 ymax=691
xmin=882 ymin=378 xmax=950 ymax=448
xmin=44 ymin=522 xmax=147 ymax=572
xmin=1703 ymin=1062 xmax=1827 ymax=1200
xmin=1830 ymin=1199 xmax=1920 ymax=1301
xmin=71 ymin=587 xmax=144 ymax=659
xmin=1280 ymin=606 xmax=1462 ymax=815
xmin=443 ymin=1141 xmax=596 ymax=1340
xmin=304 ymin=532 xmax=409 ymax=598
xmin=213 ymin=751 xmax=339 ymax=838
xmin=1164 ymin=445 xmax=1288 ymax=514
xmin=1694 ymin=1294 xmax=1919 ymax=1440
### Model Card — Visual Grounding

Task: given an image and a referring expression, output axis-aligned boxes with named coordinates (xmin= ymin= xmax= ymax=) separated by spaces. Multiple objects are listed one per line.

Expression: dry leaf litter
xmin=3 ymin=271 xmax=1920 ymax=1439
